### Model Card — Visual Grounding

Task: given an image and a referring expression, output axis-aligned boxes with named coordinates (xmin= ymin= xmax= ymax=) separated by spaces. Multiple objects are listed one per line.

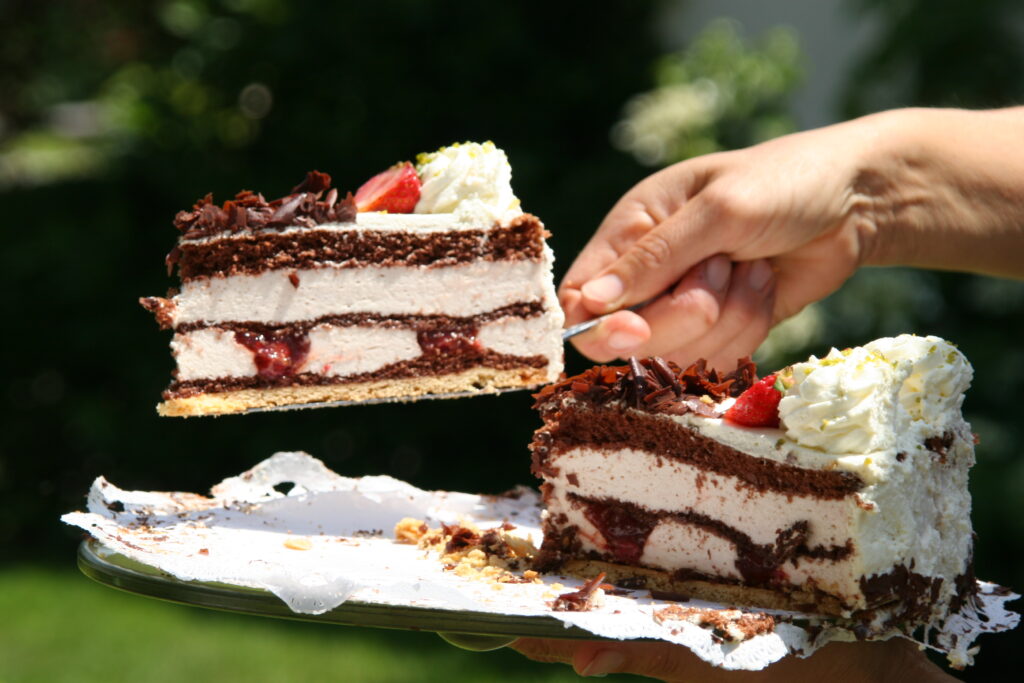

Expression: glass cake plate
xmin=78 ymin=539 xmax=593 ymax=650
xmin=66 ymin=453 xmax=1019 ymax=669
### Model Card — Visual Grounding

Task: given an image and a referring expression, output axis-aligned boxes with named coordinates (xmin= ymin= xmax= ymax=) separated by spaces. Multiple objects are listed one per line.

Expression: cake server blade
xmin=561 ymin=298 xmax=652 ymax=340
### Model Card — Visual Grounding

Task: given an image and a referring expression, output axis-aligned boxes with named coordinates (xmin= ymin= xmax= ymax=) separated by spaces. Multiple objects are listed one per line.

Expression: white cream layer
xmin=171 ymin=314 xmax=563 ymax=382
xmin=167 ymin=259 xmax=557 ymax=327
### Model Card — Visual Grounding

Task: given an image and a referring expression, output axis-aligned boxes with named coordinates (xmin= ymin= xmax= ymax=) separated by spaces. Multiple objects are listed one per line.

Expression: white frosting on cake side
xmin=864 ymin=335 xmax=972 ymax=425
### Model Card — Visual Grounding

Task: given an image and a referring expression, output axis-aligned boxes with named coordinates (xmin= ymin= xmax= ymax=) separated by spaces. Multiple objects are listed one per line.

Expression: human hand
xmin=561 ymin=115 xmax=887 ymax=369
xmin=511 ymin=636 xmax=960 ymax=682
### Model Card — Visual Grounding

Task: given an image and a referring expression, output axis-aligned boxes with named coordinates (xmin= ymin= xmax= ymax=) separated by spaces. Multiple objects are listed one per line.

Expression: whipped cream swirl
xmin=778 ymin=335 xmax=972 ymax=454
xmin=864 ymin=335 xmax=972 ymax=424
xmin=415 ymin=141 xmax=521 ymax=222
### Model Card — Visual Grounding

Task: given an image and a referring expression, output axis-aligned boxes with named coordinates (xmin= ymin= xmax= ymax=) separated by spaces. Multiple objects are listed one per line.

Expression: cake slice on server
xmin=531 ymin=335 xmax=978 ymax=634
xmin=141 ymin=142 xmax=564 ymax=417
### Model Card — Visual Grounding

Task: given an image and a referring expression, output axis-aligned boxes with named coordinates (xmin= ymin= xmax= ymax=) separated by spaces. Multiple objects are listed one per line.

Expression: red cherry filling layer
xmin=582 ymin=499 xmax=657 ymax=565
xmin=234 ymin=330 xmax=311 ymax=380
xmin=417 ymin=326 xmax=482 ymax=356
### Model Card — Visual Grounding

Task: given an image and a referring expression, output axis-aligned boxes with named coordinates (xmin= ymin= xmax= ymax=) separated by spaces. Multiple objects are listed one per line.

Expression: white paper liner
xmin=63 ymin=452 xmax=1018 ymax=671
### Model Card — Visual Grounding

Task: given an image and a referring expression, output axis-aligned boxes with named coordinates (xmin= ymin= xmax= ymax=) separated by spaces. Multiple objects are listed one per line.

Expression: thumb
xmin=579 ymin=194 xmax=726 ymax=315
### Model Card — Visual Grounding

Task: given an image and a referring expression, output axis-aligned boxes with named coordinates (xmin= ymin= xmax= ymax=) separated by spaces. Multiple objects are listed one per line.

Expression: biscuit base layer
xmin=157 ymin=366 xmax=551 ymax=417
xmin=560 ymin=559 xmax=849 ymax=617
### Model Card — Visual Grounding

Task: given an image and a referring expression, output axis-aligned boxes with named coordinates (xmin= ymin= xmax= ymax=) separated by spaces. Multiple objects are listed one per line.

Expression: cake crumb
xmin=654 ymin=605 xmax=775 ymax=643
xmin=550 ymin=572 xmax=607 ymax=612
xmin=394 ymin=517 xmax=429 ymax=544
xmin=393 ymin=518 xmax=540 ymax=585
xmin=284 ymin=536 xmax=312 ymax=551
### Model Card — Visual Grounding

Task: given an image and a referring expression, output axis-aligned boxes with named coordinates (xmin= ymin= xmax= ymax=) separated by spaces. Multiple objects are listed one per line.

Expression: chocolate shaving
xmin=172 ymin=173 xmax=358 ymax=239
xmin=291 ymin=170 xmax=331 ymax=194
xmin=651 ymin=356 xmax=683 ymax=396
xmin=925 ymin=432 xmax=955 ymax=463
xmin=139 ymin=297 xmax=176 ymax=330
xmin=442 ymin=524 xmax=480 ymax=553
xmin=534 ymin=355 xmax=757 ymax=416
xmin=165 ymin=246 xmax=182 ymax=275
xmin=551 ymin=571 xmax=606 ymax=612
xmin=628 ymin=357 xmax=647 ymax=408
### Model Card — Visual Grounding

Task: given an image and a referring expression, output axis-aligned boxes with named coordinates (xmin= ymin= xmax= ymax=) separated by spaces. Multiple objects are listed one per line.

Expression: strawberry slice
xmin=354 ymin=161 xmax=421 ymax=213
xmin=724 ymin=373 xmax=783 ymax=428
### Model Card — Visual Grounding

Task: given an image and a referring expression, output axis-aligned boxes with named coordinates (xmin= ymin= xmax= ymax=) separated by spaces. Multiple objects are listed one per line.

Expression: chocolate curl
xmin=551 ymin=572 xmax=607 ymax=612
xmin=290 ymin=170 xmax=332 ymax=195
xmin=269 ymin=194 xmax=303 ymax=227
xmin=331 ymin=192 xmax=357 ymax=223
xmin=441 ymin=523 xmax=481 ymax=553
xmin=165 ymin=246 xmax=182 ymax=276
xmin=173 ymin=174 xmax=356 ymax=239
xmin=534 ymin=355 xmax=760 ymax=415
xmin=628 ymin=357 xmax=647 ymax=408
xmin=651 ymin=356 xmax=683 ymax=396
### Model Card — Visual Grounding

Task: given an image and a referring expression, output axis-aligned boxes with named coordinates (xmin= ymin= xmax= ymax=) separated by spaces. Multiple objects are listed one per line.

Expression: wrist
xmin=844 ymin=108 xmax=934 ymax=269
xmin=848 ymin=107 xmax=1024 ymax=276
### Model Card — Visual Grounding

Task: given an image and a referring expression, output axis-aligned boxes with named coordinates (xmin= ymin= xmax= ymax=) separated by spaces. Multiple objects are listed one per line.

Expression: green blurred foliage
xmin=0 ymin=566 xmax=625 ymax=682
xmin=841 ymin=0 xmax=1024 ymax=115
xmin=612 ymin=19 xmax=802 ymax=165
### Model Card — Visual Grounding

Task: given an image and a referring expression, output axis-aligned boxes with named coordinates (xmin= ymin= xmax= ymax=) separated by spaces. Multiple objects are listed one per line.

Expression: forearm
xmin=855 ymin=107 xmax=1024 ymax=279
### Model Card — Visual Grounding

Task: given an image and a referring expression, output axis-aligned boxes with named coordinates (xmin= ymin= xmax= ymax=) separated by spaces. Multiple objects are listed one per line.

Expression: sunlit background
xmin=4 ymin=1 xmax=1023 ymax=681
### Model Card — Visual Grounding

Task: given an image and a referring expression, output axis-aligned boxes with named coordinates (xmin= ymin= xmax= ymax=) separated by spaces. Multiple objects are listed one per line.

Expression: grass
xmin=0 ymin=565 xmax=644 ymax=683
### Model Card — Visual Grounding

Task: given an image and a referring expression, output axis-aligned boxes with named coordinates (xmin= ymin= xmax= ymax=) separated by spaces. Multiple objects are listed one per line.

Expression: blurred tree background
xmin=3 ymin=0 xmax=1022 ymax=681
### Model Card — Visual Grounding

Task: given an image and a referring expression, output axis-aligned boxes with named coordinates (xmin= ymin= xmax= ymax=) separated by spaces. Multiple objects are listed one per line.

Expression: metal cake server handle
xmin=561 ymin=299 xmax=652 ymax=340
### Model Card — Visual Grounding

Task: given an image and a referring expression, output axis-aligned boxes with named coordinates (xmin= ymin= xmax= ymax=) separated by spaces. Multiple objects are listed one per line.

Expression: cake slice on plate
xmin=531 ymin=335 xmax=977 ymax=633
xmin=141 ymin=142 xmax=564 ymax=417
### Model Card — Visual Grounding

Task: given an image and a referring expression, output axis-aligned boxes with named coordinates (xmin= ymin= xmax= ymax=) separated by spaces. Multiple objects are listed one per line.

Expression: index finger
xmin=559 ymin=159 xmax=717 ymax=325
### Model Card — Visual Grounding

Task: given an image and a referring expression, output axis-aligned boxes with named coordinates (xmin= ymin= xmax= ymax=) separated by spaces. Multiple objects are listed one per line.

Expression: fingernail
xmin=580 ymin=649 xmax=627 ymax=677
xmin=606 ymin=330 xmax=645 ymax=352
xmin=581 ymin=274 xmax=624 ymax=305
xmin=748 ymin=259 xmax=774 ymax=291
xmin=704 ymin=255 xmax=731 ymax=292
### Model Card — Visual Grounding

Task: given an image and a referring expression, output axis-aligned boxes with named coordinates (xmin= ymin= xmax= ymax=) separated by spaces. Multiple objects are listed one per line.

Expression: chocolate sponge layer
xmin=176 ymin=214 xmax=547 ymax=280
